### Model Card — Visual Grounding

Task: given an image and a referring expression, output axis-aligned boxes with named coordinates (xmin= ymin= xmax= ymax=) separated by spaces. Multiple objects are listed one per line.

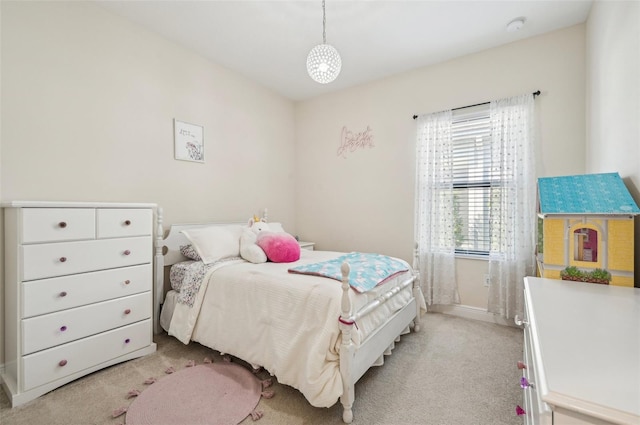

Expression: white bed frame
xmin=152 ymin=207 xmax=422 ymax=423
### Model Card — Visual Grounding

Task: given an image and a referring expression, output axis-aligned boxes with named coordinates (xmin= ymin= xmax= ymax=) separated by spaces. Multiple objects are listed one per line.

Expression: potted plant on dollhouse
xmin=560 ymin=266 xmax=583 ymax=282
xmin=586 ymin=268 xmax=612 ymax=285
xmin=560 ymin=266 xmax=611 ymax=285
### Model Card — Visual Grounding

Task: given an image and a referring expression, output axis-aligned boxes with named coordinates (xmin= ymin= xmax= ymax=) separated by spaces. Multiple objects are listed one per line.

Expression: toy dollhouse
xmin=536 ymin=172 xmax=640 ymax=287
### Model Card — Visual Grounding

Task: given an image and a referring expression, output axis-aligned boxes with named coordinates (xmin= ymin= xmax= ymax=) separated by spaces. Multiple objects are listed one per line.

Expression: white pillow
xmin=268 ymin=222 xmax=285 ymax=233
xmin=180 ymin=225 xmax=242 ymax=265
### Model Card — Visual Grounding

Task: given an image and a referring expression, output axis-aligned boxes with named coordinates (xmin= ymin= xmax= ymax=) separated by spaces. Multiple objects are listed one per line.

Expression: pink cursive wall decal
xmin=337 ymin=126 xmax=375 ymax=158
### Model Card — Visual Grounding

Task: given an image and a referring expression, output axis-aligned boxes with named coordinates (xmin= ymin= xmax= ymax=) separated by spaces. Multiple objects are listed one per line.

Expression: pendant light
xmin=306 ymin=0 xmax=341 ymax=84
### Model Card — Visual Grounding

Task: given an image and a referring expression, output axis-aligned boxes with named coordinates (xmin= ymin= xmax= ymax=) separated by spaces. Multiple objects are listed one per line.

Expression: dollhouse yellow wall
xmin=542 ymin=218 xmax=565 ymax=266
xmin=608 ymin=220 xmax=634 ymax=271
xmin=539 ymin=214 xmax=635 ymax=287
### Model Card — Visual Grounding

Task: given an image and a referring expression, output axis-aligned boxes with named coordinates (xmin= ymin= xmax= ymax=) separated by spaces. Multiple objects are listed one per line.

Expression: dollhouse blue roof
xmin=538 ymin=173 xmax=640 ymax=215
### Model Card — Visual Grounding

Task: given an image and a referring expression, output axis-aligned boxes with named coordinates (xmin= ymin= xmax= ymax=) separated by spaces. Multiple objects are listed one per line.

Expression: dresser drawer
xmin=22 ymin=319 xmax=151 ymax=391
xmin=97 ymin=209 xmax=152 ymax=238
xmin=22 ymin=292 xmax=151 ymax=355
xmin=523 ymin=290 xmax=552 ymax=425
xmin=21 ymin=208 xmax=95 ymax=243
xmin=22 ymin=236 xmax=152 ymax=281
xmin=523 ymin=326 xmax=551 ymax=425
xmin=22 ymin=264 xmax=151 ymax=318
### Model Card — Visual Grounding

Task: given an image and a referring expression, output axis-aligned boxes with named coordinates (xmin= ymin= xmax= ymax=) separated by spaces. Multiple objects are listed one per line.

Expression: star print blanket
xmin=288 ymin=252 xmax=410 ymax=293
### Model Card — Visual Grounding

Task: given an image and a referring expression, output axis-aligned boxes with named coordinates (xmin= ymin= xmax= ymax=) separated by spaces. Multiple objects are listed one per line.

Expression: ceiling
xmin=95 ymin=0 xmax=593 ymax=101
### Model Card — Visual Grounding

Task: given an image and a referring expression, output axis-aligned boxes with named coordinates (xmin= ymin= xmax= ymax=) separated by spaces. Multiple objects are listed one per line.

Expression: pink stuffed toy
xmin=256 ymin=232 xmax=300 ymax=263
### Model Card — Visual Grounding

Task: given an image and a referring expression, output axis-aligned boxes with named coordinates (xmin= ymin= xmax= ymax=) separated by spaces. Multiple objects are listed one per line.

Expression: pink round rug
xmin=126 ymin=363 xmax=262 ymax=425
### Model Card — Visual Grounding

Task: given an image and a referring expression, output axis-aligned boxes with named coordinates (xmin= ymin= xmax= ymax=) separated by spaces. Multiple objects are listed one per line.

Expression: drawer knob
xmin=60 ymin=325 xmax=67 ymax=332
xmin=59 ymin=291 xmax=68 ymax=297
xmin=124 ymin=338 xmax=131 ymax=344
xmin=58 ymin=221 xmax=67 ymax=228
xmin=514 ymin=315 xmax=528 ymax=327
xmin=124 ymin=220 xmax=131 ymax=226
xmin=59 ymin=257 xmax=67 ymax=263
xmin=517 ymin=361 xmax=527 ymax=370
xmin=516 ymin=405 xmax=526 ymax=416
xmin=58 ymin=359 xmax=68 ymax=367
xmin=124 ymin=280 xmax=131 ymax=285
xmin=124 ymin=250 xmax=131 ymax=256
xmin=520 ymin=377 xmax=535 ymax=389
xmin=124 ymin=309 xmax=131 ymax=315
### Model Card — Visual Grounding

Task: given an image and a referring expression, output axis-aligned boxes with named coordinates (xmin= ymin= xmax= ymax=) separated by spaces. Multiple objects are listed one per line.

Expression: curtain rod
xmin=412 ymin=90 xmax=540 ymax=120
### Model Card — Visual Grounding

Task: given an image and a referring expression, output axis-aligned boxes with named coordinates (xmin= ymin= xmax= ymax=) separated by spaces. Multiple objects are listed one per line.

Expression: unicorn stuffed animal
xmin=240 ymin=216 xmax=270 ymax=263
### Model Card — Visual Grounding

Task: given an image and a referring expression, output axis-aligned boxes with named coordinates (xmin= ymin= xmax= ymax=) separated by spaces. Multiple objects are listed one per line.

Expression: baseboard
xmin=428 ymin=304 xmax=517 ymax=328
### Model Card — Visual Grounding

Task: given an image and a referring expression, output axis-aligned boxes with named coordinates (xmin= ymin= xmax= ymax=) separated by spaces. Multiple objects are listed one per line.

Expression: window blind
xmin=451 ymin=105 xmax=493 ymax=255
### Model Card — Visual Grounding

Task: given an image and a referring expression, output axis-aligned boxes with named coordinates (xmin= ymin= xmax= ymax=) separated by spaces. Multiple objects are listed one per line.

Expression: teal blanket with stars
xmin=288 ymin=252 xmax=409 ymax=293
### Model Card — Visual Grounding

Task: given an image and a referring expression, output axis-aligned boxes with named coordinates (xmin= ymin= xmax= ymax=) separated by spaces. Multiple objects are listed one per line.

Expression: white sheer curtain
xmin=415 ymin=110 xmax=460 ymax=305
xmin=487 ymin=94 xmax=537 ymax=319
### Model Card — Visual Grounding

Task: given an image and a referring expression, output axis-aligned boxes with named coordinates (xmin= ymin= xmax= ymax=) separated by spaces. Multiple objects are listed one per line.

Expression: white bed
xmin=153 ymin=209 xmax=426 ymax=423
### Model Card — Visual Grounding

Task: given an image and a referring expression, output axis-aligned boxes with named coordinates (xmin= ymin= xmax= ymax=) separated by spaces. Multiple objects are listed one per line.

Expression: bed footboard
xmin=338 ymin=256 xmax=421 ymax=424
xmin=339 ymin=263 xmax=356 ymax=423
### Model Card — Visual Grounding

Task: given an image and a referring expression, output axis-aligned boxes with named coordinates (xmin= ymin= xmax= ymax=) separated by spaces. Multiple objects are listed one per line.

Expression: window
xmin=573 ymin=227 xmax=598 ymax=262
xmin=451 ymin=105 xmax=492 ymax=256
xmin=415 ymin=93 xmax=535 ymax=317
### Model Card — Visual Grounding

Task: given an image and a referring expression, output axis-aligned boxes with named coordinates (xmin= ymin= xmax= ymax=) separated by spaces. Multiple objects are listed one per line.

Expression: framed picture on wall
xmin=174 ymin=119 xmax=204 ymax=163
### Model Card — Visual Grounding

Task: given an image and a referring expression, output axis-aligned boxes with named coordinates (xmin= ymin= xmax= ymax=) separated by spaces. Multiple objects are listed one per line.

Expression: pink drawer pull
xmin=517 ymin=361 xmax=527 ymax=370
xmin=59 ymin=257 xmax=67 ymax=263
xmin=123 ymin=250 xmax=131 ymax=256
xmin=60 ymin=325 xmax=67 ymax=332
xmin=59 ymin=291 xmax=68 ymax=297
xmin=58 ymin=359 xmax=68 ymax=367
xmin=516 ymin=405 xmax=526 ymax=416
xmin=124 ymin=280 xmax=131 ymax=285
xmin=124 ymin=338 xmax=131 ymax=344
xmin=58 ymin=221 xmax=67 ymax=228
xmin=124 ymin=309 xmax=131 ymax=315
xmin=124 ymin=220 xmax=131 ymax=226
xmin=520 ymin=377 xmax=534 ymax=389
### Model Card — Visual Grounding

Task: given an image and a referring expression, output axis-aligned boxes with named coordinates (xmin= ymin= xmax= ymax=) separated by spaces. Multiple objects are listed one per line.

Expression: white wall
xmin=0 ymin=1 xmax=296 ymax=365
xmin=586 ymin=0 xmax=640 ymax=286
xmin=295 ymin=25 xmax=586 ymax=310
xmin=1 ymin=1 xmax=296 ymax=226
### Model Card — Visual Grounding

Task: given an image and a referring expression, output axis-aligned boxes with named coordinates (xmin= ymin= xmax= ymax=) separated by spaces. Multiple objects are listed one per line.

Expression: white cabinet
xmin=519 ymin=277 xmax=639 ymax=425
xmin=298 ymin=241 xmax=315 ymax=251
xmin=1 ymin=201 xmax=157 ymax=407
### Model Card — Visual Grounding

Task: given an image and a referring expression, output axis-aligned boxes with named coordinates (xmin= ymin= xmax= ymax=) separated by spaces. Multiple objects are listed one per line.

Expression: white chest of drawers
xmin=1 ymin=201 xmax=158 ymax=407
xmin=519 ymin=277 xmax=640 ymax=425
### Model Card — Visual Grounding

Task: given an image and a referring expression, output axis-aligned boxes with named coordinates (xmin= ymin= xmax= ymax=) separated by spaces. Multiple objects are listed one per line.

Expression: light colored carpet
xmin=0 ymin=312 xmax=524 ymax=425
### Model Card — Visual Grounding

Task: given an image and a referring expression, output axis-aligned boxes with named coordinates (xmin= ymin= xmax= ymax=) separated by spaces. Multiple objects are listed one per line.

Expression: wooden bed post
xmin=153 ymin=206 xmax=164 ymax=334
xmin=339 ymin=262 xmax=355 ymax=424
xmin=412 ymin=242 xmax=422 ymax=332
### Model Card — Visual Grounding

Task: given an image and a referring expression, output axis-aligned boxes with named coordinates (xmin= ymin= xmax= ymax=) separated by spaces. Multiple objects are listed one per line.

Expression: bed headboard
xmin=159 ymin=207 xmax=268 ymax=265
xmin=161 ymin=221 xmax=246 ymax=266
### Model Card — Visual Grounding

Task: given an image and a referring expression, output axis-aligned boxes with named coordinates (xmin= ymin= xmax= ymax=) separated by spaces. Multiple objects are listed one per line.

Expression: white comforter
xmin=168 ymin=250 xmax=424 ymax=408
